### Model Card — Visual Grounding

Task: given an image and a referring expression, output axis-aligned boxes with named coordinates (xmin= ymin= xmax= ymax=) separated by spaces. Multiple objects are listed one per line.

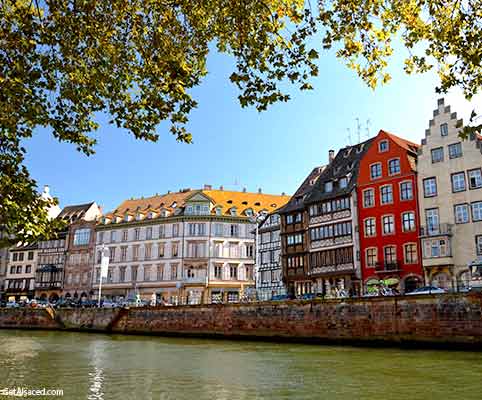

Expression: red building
xmin=357 ymin=130 xmax=424 ymax=294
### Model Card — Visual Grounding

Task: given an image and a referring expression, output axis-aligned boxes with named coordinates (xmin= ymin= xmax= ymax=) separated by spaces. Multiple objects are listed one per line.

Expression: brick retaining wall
xmin=1 ymin=294 xmax=482 ymax=348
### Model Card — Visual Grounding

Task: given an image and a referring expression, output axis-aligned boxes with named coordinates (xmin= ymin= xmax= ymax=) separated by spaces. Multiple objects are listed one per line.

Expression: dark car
xmin=271 ymin=294 xmax=290 ymax=301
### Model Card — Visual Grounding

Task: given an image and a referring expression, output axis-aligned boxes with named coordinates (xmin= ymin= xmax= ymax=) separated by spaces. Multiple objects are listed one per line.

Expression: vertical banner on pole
xmin=100 ymin=256 xmax=109 ymax=278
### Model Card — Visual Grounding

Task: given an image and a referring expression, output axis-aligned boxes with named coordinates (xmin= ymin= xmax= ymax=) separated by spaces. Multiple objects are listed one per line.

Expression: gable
xmin=185 ymin=192 xmax=212 ymax=203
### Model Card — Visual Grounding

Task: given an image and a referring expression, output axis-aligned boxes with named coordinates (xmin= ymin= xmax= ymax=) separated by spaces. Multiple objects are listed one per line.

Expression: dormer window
xmin=356 ymin=144 xmax=364 ymax=153
xmin=161 ymin=210 xmax=168 ymax=217
xmin=186 ymin=205 xmax=193 ymax=215
xmin=440 ymin=123 xmax=449 ymax=136
xmin=325 ymin=181 xmax=333 ymax=192
xmin=245 ymin=209 xmax=253 ymax=217
xmin=344 ymin=148 xmax=352 ymax=157
xmin=171 ymin=202 xmax=177 ymax=208
xmin=230 ymin=207 xmax=237 ymax=216
xmin=102 ymin=217 xmax=110 ymax=225
xmin=124 ymin=214 xmax=130 ymax=222
xmin=215 ymin=206 xmax=222 ymax=216
xmin=135 ymin=213 xmax=143 ymax=221
xmin=378 ymin=140 xmax=389 ymax=152
xmin=147 ymin=211 xmax=155 ymax=219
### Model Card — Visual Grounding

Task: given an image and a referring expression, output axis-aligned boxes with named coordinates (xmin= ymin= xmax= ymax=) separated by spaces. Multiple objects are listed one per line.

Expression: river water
xmin=1 ymin=330 xmax=482 ymax=400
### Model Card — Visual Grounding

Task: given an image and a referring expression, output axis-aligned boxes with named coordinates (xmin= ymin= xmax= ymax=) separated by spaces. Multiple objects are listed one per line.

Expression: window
xmin=158 ymin=243 xmax=165 ymax=258
xmin=73 ymin=228 xmax=91 ymax=246
xmin=229 ymin=264 xmax=238 ymax=280
xmin=400 ymin=181 xmax=413 ymax=201
xmin=134 ymin=228 xmax=140 ymax=241
xmin=214 ymin=223 xmax=223 ymax=236
xmin=448 ymin=142 xmax=462 ymax=159
xmin=454 ymin=204 xmax=470 ymax=224
xmin=468 ymin=169 xmax=482 ymax=189
xmin=109 ymin=247 xmax=115 ymax=263
xmin=476 ymin=236 xmax=482 ymax=256
xmin=382 ymin=215 xmax=395 ymax=235
xmin=426 ymin=208 xmax=440 ymax=233
xmin=146 ymin=227 xmax=152 ymax=240
xmin=120 ymin=246 xmax=127 ymax=261
xmin=339 ymin=177 xmax=348 ymax=188
xmin=110 ymin=230 xmax=117 ymax=242
xmin=388 ymin=159 xmax=401 ymax=175
xmin=423 ymin=177 xmax=437 ymax=197
xmin=366 ymin=248 xmax=377 ymax=267
xmin=431 ymin=147 xmax=444 ymax=163
xmin=370 ymin=163 xmax=382 ymax=179
xmin=157 ymin=264 xmax=164 ymax=281
xmin=133 ymin=245 xmax=139 ymax=261
xmin=145 ymin=243 xmax=152 ymax=260
xmin=172 ymin=224 xmax=179 ymax=237
xmin=170 ymin=264 xmax=177 ymax=280
xmin=363 ymin=189 xmax=375 ymax=207
xmin=384 ymin=246 xmax=396 ymax=264
xmin=423 ymin=239 xmax=448 ymax=258
xmin=214 ymin=265 xmax=223 ymax=279
xmin=120 ymin=267 xmax=126 ymax=282
xmin=16 ymin=265 xmax=21 ymax=273
xmin=10 ymin=266 xmax=15 ymax=274
xmin=286 ymin=215 xmax=294 ymax=224
xmin=324 ymin=181 xmax=333 ymax=192
xmin=378 ymin=140 xmax=389 ymax=152
xmin=28 ymin=251 xmax=34 ymax=260
xmin=380 ymin=185 xmax=393 ymax=204
xmin=402 ymin=212 xmax=416 ymax=232
xmin=26 ymin=265 xmax=31 ymax=273
xmin=172 ymin=243 xmax=179 ymax=257
xmin=472 ymin=202 xmax=482 ymax=221
xmin=230 ymin=224 xmax=239 ymax=237
xmin=451 ymin=172 xmax=466 ymax=192
xmin=122 ymin=230 xmax=128 ymax=241
xmin=12 ymin=253 xmax=18 ymax=262
xmin=188 ymin=223 xmax=206 ymax=236
xmin=440 ymin=123 xmax=449 ymax=136
xmin=364 ymin=218 xmax=376 ymax=237
xmin=18 ymin=253 xmax=24 ymax=262
xmin=404 ymin=244 xmax=418 ymax=264
xmin=158 ymin=225 xmax=165 ymax=238
xmin=144 ymin=266 xmax=151 ymax=281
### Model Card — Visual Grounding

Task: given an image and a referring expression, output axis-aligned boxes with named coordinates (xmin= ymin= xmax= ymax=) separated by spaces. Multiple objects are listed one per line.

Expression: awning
xmin=366 ymin=279 xmax=379 ymax=286
xmin=382 ymin=278 xmax=400 ymax=286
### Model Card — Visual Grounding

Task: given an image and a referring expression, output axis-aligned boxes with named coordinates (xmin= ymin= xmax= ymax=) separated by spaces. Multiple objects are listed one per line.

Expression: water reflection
xmin=1 ymin=330 xmax=482 ymax=400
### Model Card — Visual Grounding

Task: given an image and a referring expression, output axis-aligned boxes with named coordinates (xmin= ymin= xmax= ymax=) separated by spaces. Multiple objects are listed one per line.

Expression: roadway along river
xmin=1 ymin=329 xmax=482 ymax=400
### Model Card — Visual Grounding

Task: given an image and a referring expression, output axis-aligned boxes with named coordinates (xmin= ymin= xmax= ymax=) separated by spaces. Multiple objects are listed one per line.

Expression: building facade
xmin=4 ymin=244 xmax=38 ymax=302
xmin=280 ymin=166 xmax=326 ymax=297
xmin=357 ymin=130 xmax=424 ymax=294
xmin=257 ymin=212 xmax=286 ymax=300
xmin=418 ymin=99 xmax=482 ymax=290
xmin=303 ymin=142 xmax=373 ymax=297
xmin=62 ymin=204 xmax=101 ymax=300
xmin=36 ymin=202 xmax=100 ymax=302
xmin=94 ymin=188 xmax=289 ymax=304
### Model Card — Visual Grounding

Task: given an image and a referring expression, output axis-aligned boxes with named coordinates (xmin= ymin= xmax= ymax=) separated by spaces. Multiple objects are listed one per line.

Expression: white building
xmin=418 ymin=98 xmax=482 ymax=290
xmin=4 ymin=244 xmax=38 ymax=302
xmin=94 ymin=187 xmax=290 ymax=304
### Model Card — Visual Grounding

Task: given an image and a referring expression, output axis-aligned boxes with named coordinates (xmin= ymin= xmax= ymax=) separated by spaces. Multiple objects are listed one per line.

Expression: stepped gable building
xmin=3 ymin=243 xmax=38 ymax=302
xmin=94 ymin=187 xmax=290 ymax=304
xmin=62 ymin=203 xmax=102 ymax=301
xmin=36 ymin=202 xmax=100 ymax=302
xmin=279 ymin=165 xmax=326 ymax=297
xmin=303 ymin=140 xmax=374 ymax=296
xmin=357 ymin=130 xmax=424 ymax=294
xmin=257 ymin=210 xmax=285 ymax=300
xmin=418 ymin=98 xmax=482 ymax=290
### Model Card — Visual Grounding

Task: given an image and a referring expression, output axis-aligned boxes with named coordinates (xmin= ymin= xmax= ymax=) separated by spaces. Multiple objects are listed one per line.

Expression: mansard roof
xmin=305 ymin=138 xmax=375 ymax=204
xmin=58 ymin=202 xmax=96 ymax=222
xmin=278 ymin=165 xmax=326 ymax=214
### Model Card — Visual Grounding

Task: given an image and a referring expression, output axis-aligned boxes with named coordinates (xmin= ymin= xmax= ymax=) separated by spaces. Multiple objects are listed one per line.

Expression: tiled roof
xmin=58 ymin=202 xmax=95 ymax=221
xmin=102 ymin=189 xmax=290 ymax=222
xmin=278 ymin=166 xmax=326 ymax=213
xmin=382 ymin=130 xmax=419 ymax=154
xmin=305 ymin=138 xmax=375 ymax=204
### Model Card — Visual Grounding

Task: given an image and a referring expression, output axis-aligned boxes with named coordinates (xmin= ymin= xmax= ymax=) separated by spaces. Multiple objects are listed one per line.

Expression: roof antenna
xmin=346 ymin=128 xmax=352 ymax=146
xmin=356 ymin=117 xmax=361 ymax=144
xmin=365 ymin=119 xmax=371 ymax=139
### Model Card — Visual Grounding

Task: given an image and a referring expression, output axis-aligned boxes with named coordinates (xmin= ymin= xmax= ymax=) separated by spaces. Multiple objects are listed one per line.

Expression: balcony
xmin=375 ymin=261 xmax=401 ymax=273
xmin=35 ymin=281 xmax=62 ymax=290
xmin=420 ymin=224 xmax=453 ymax=237
xmin=183 ymin=276 xmax=207 ymax=284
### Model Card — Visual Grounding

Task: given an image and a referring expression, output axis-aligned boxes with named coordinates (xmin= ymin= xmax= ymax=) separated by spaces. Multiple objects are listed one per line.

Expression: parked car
xmin=406 ymin=286 xmax=447 ymax=295
xmin=6 ymin=301 xmax=20 ymax=308
xmin=271 ymin=294 xmax=290 ymax=301
xmin=101 ymin=300 xmax=119 ymax=308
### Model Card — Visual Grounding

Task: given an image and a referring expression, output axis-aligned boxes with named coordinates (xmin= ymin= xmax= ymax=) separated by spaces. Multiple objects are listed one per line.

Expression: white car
xmin=406 ymin=286 xmax=447 ymax=295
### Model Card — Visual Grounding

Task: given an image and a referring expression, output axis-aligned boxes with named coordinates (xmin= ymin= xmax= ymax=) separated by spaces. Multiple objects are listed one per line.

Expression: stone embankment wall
xmin=1 ymin=294 xmax=482 ymax=348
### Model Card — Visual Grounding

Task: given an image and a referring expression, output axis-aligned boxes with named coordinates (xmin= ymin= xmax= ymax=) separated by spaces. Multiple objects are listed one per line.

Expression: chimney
xmin=242 ymin=187 xmax=247 ymax=193
xmin=167 ymin=190 xmax=171 ymax=194
xmin=219 ymin=185 xmax=224 ymax=191
xmin=203 ymin=184 xmax=212 ymax=190
xmin=281 ymin=192 xmax=286 ymax=196
xmin=258 ymin=188 xmax=262 ymax=194
xmin=328 ymin=149 xmax=335 ymax=164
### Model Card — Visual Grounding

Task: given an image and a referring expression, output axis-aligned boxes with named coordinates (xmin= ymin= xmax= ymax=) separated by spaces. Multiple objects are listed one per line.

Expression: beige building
xmin=418 ymin=98 xmax=482 ymax=290
xmin=94 ymin=187 xmax=290 ymax=304
xmin=4 ymin=244 xmax=38 ymax=301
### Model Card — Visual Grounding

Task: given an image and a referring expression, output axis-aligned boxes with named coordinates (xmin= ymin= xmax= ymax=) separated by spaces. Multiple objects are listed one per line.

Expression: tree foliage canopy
xmin=1 ymin=0 xmax=480 ymax=244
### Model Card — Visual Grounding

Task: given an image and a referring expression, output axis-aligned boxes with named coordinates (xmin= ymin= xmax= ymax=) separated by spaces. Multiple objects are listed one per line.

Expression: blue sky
xmin=24 ymin=46 xmax=481 ymax=214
